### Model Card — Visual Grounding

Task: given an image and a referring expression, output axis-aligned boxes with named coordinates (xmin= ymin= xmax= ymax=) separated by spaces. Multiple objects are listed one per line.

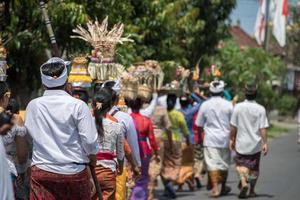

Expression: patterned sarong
xmin=176 ymin=145 xmax=194 ymax=185
xmin=194 ymin=144 xmax=205 ymax=178
xmin=235 ymin=151 xmax=261 ymax=171
xmin=94 ymin=166 xmax=116 ymax=200
xmin=161 ymin=140 xmax=182 ymax=181
xmin=148 ymin=137 xmax=164 ymax=199
xmin=30 ymin=166 xmax=91 ymax=200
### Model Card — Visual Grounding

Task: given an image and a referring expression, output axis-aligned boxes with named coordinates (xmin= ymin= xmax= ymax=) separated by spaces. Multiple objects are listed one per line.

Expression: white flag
xmin=272 ymin=0 xmax=288 ymax=47
xmin=254 ymin=0 xmax=267 ymax=45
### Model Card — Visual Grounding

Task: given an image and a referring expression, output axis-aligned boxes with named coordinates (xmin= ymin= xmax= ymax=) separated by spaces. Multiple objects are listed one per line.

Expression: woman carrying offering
xmin=92 ymin=87 xmax=125 ymax=200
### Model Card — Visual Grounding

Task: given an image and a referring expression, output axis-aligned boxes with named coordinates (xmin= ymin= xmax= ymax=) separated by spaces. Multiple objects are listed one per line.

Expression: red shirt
xmin=130 ymin=112 xmax=158 ymax=157
xmin=193 ymin=114 xmax=204 ymax=144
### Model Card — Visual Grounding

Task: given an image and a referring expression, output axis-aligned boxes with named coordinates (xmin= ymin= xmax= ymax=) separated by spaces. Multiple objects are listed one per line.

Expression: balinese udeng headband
xmin=102 ymin=80 xmax=122 ymax=95
xmin=40 ymin=57 xmax=70 ymax=88
xmin=209 ymin=80 xmax=225 ymax=93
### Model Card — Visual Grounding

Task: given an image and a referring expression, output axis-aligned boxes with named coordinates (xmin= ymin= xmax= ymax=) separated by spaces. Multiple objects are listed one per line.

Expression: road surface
xmin=155 ymin=131 xmax=300 ymax=200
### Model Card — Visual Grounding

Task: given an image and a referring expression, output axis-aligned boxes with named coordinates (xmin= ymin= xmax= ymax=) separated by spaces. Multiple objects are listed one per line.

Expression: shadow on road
xmin=251 ymin=193 xmax=275 ymax=199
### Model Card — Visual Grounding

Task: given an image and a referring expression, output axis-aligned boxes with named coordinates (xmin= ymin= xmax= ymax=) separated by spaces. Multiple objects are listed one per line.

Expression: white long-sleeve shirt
xmin=25 ymin=90 xmax=98 ymax=175
xmin=0 ymin=139 xmax=14 ymax=200
xmin=109 ymin=106 xmax=141 ymax=167
xmin=140 ymin=93 xmax=158 ymax=118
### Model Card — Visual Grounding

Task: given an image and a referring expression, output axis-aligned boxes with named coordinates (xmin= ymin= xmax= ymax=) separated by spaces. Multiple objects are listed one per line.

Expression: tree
xmin=209 ymin=40 xmax=286 ymax=111
xmin=1 ymin=0 xmax=236 ymax=106
xmin=287 ymin=3 xmax=300 ymax=65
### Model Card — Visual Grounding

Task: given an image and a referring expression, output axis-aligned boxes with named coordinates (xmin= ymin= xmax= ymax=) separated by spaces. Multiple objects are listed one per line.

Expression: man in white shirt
xmin=195 ymin=80 xmax=233 ymax=197
xmin=25 ymin=58 xmax=98 ymax=200
xmin=230 ymin=83 xmax=269 ymax=199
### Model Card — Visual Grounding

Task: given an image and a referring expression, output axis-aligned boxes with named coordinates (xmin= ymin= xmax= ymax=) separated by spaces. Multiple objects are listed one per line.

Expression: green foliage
xmin=277 ymin=94 xmax=297 ymax=116
xmin=1 ymin=0 xmax=236 ymax=105
xmin=209 ymin=40 xmax=286 ymax=111
xmin=287 ymin=3 xmax=300 ymax=65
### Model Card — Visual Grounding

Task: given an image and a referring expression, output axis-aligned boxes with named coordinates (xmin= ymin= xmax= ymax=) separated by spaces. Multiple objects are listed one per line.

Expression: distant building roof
xmin=229 ymin=25 xmax=259 ymax=48
xmin=229 ymin=25 xmax=285 ymax=56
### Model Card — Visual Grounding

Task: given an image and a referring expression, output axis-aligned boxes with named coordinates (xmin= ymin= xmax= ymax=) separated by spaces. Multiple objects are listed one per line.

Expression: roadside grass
xmin=269 ymin=125 xmax=289 ymax=138
xmin=268 ymin=122 xmax=296 ymax=138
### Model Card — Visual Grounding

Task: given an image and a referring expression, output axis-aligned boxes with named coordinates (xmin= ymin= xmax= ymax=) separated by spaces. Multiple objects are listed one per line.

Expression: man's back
xmin=231 ymin=100 xmax=268 ymax=155
xmin=25 ymin=90 xmax=98 ymax=174
xmin=196 ymin=96 xmax=233 ymax=148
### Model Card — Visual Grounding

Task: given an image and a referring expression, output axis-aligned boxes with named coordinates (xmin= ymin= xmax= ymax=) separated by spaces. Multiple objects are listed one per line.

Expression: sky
xmin=230 ymin=0 xmax=299 ymax=36
xmin=230 ymin=0 xmax=259 ymax=36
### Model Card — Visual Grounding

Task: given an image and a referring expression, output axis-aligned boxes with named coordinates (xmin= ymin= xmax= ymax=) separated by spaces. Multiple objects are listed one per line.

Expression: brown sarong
xmin=193 ymin=144 xmax=205 ymax=178
xmin=176 ymin=145 xmax=194 ymax=185
xmin=94 ymin=166 xmax=116 ymax=200
xmin=30 ymin=166 xmax=91 ymax=200
xmin=235 ymin=151 xmax=261 ymax=171
xmin=161 ymin=140 xmax=182 ymax=181
xmin=148 ymin=136 xmax=164 ymax=199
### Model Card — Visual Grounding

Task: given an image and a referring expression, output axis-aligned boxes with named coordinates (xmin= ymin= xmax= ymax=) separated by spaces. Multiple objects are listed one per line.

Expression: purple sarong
xmin=130 ymin=156 xmax=151 ymax=200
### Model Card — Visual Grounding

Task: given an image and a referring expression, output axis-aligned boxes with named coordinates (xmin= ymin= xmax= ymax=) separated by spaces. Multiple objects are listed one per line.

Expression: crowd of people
xmin=0 ymin=57 xmax=270 ymax=200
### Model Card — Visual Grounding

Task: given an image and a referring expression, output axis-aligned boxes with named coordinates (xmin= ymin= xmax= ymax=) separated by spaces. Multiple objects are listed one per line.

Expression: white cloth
xmin=195 ymin=96 xmax=233 ymax=148
xmin=209 ymin=80 xmax=225 ymax=93
xmin=204 ymin=146 xmax=230 ymax=171
xmin=0 ymin=139 xmax=15 ymax=200
xmin=2 ymin=125 xmax=28 ymax=175
xmin=40 ymin=57 xmax=70 ymax=88
xmin=254 ymin=0 xmax=267 ymax=45
xmin=25 ymin=90 xmax=98 ymax=175
xmin=109 ymin=106 xmax=141 ymax=167
xmin=102 ymin=80 xmax=122 ymax=95
xmin=230 ymin=100 xmax=269 ymax=155
xmin=140 ymin=93 xmax=158 ymax=118
xmin=96 ymin=118 xmax=125 ymax=172
xmin=272 ymin=0 xmax=288 ymax=47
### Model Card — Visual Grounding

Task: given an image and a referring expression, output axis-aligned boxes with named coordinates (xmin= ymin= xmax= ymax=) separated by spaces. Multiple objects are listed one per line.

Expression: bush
xmin=208 ymin=40 xmax=286 ymax=112
xmin=277 ymin=94 xmax=297 ymax=116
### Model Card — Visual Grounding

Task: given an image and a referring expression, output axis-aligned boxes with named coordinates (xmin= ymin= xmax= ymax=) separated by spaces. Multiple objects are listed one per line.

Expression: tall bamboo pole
xmin=39 ymin=0 xmax=60 ymax=57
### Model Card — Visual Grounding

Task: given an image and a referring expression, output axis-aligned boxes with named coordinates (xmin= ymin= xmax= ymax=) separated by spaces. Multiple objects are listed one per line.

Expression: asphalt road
xmin=155 ymin=131 xmax=300 ymax=200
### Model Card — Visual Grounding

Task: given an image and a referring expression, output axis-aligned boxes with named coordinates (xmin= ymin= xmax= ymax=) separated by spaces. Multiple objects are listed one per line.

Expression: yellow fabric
xmin=68 ymin=75 xmax=92 ymax=83
xmin=115 ymin=167 xmax=127 ymax=200
xmin=19 ymin=110 xmax=26 ymax=121
xmin=163 ymin=109 xmax=188 ymax=142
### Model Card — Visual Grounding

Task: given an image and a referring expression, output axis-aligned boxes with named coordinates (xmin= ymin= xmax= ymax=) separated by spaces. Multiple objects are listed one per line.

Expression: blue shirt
xmin=180 ymin=93 xmax=204 ymax=144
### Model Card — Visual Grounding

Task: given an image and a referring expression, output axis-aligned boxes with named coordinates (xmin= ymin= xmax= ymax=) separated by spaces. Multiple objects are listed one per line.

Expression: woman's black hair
xmin=167 ymin=94 xmax=177 ymax=111
xmin=102 ymin=81 xmax=118 ymax=103
xmin=0 ymin=82 xmax=9 ymax=100
xmin=0 ymin=111 xmax=12 ymax=127
xmin=127 ymin=98 xmax=143 ymax=112
xmin=179 ymin=95 xmax=190 ymax=108
xmin=92 ymin=87 xmax=115 ymax=137
xmin=73 ymin=89 xmax=89 ymax=104
xmin=7 ymin=98 xmax=20 ymax=114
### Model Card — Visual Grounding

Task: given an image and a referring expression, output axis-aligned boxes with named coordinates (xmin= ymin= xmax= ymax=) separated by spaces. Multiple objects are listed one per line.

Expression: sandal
xmin=238 ymin=185 xmax=249 ymax=199
xmin=249 ymin=191 xmax=258 ymax=198
xmin=220 ymin=186 xmax=231 ymax=196
xmin=209 ymin=190 xmax=220 ymax=198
